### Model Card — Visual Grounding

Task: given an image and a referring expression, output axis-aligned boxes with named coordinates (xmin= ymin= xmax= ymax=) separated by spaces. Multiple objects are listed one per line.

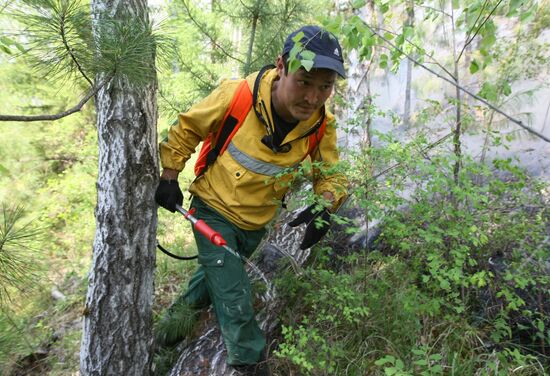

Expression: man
xmin=155 ymin=25 xmax=348 ymax=374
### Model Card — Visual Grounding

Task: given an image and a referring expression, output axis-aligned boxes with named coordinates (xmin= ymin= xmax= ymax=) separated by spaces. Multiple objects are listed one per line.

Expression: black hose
xmin=156 ymin=240 xmax=198 ymax=260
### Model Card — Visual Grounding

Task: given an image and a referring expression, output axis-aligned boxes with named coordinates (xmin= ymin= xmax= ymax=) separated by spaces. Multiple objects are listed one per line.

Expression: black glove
xmin=155 ymin=180 xmax=183 ymax=213
xmin=288 ymin=204 xmax=331 ymax=250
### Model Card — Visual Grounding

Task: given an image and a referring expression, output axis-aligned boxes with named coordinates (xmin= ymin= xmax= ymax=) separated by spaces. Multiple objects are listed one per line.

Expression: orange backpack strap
xmin=305 ymin=117 xmax=327 ymax=158
xmin=194 ymin=80 xmax=253 ymax=176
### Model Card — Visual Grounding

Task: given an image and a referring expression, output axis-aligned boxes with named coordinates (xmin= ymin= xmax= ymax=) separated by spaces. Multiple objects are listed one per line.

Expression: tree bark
xmin=244 ymin=12 xmax=259 ymax=76
xmin=451 ymin=7 xmax=462 ymax=184
xmin=403 ymin=0 xmax=414 ymax=127
xmin=80 ymin=0 xmax=158 ymax=374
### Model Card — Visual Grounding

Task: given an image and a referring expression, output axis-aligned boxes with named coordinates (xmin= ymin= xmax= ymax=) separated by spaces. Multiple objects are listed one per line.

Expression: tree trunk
xmin=403 ymin=0 xmax=414 ymax=127
xmin=451 ymin=8 xmax=462 ymax=184
xmin=80 ymin=0 xmax=158 ymax=374
xmin=244 ymin=12 xmax=259 ymax=76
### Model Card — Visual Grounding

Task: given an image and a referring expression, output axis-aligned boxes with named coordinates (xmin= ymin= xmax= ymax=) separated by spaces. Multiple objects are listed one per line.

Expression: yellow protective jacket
xmin=160 ymin=68 xmax=348 ymax=230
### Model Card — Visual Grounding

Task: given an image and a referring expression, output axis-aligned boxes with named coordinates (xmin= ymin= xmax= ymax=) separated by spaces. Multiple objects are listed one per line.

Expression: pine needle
xmin=0 ymin=204 xmax=44 ymax=306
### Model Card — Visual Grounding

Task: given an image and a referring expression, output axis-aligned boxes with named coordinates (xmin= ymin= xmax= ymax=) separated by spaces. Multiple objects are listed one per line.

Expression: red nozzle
xmin=210 ymin=234 xmax=227 ymax=247
xmin=194 ymin=219 xmax=227 ymax=247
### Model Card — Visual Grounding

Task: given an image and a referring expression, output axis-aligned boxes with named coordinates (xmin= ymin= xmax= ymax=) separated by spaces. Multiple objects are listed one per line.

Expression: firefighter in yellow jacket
xmin=155 ymin=25 xmax=348 ymax=374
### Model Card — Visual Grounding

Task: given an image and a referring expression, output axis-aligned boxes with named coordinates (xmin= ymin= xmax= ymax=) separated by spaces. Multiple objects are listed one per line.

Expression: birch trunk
xmin=80 ymin=0 xmax=158 ymax=373
xmin=403 ymin=0 xmax=414 ymax=127
xmin=340 ymin=0 xmax=381 ymax=150
xmin=244 ymin=12 xmax=258 ymax=76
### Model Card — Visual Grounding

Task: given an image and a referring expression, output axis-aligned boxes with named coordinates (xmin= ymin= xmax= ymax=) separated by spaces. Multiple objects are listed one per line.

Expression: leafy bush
xmin=274 ymin=150 xmax=548 ymax=375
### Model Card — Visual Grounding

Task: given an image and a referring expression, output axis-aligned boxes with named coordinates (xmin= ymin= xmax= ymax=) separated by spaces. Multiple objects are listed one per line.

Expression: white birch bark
xmin=80 ymin=0 xmax=158 ymax=373
xmin=336 ymin=0 xmax=375 ymax=150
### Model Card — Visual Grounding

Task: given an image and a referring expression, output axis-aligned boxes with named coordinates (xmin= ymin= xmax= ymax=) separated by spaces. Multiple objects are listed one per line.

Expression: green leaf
xmin=480 ymin=21 xmax=497 ymax=50
xmin=289 ymin=44 xmax=302 ymax=59
xmin=395 ymin=359 xmax=405 ymax=369
xmin=396 ymin=33 xmax=405 ymax=46
xmin=478 ymin=82 xmax=498 ymax=102
xmin=481 ymin=33 xmax=496 ymax=49
xmin=364 ymin=35 xmax=375 ymax=47
xmin=375 ymin=355 xmax=395 ymax=366
xmin=431 ymin=365 xmax=443 ymax=373
xmin=288 ymin=58 xmax=301 ymax=73
xmin=360 ymin=45 xmax=373 ymax=60
xmin=292 ymin=32 xmax=305 ymax=43
xmin=430 ymin=354 xmax=443 ymax=361
xmin=352 ymin=0 xmax=366 ymax=8
xmin=502 ymin=82 xmax=512 ymax=96
xmin=348 ymin=30 xmax=361 ymax=49
xmin=301 ymin=59 xmax=314 ymax=71
xmin=403 ymin=26 xmax=414 ymax=39
xmin=469 ymin=59 xmax=479 ymax=74
xmin=439 ymin=279 xmax=450 ymax=290
xmin=391 ymin=61 xmax=400 ymax=73
xmin=324 ymin=16 xmax=343 ymax=34
xmin=300 ymin=50 xmax=316 ymax=60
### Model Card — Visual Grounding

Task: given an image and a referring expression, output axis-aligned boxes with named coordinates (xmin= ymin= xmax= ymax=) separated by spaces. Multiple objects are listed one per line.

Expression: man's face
xmin=273 ymin=56 xmax=337 ymax=122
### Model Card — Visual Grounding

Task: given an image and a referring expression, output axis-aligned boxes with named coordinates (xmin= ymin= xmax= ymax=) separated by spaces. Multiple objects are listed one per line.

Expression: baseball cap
xmin=282 ymin=25 xmax=346 ymax=78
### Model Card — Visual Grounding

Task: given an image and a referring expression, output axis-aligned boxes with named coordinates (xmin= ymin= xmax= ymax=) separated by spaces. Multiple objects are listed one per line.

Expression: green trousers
xmin=182 ymin=197 xmax=266 ymax=365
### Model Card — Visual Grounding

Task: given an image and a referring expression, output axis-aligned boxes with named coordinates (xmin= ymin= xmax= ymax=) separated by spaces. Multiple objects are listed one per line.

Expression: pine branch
xmin=59 ymin=8 xmax=93 ymax=85
xmin=0 ymin=0 xmax=13 ymax=14
xmin=17 ymin=0 xmax=95 ymax=83
xmin=0 ymin=79 xmax=107 ymax=122
xmin=0 ymin=204 xmax=43 ymax=305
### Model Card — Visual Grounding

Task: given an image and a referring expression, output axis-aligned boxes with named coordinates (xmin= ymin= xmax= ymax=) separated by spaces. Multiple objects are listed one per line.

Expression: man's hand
xmin=155 ymin=177 xmax=183 ymax=213
xmin=288 ymin=204 xmax=331 ymax=250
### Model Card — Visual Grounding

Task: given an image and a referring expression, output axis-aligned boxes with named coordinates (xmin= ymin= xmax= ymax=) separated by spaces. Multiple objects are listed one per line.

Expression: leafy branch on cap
xmin=287 ymin=31 xmax=317 ymax=73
